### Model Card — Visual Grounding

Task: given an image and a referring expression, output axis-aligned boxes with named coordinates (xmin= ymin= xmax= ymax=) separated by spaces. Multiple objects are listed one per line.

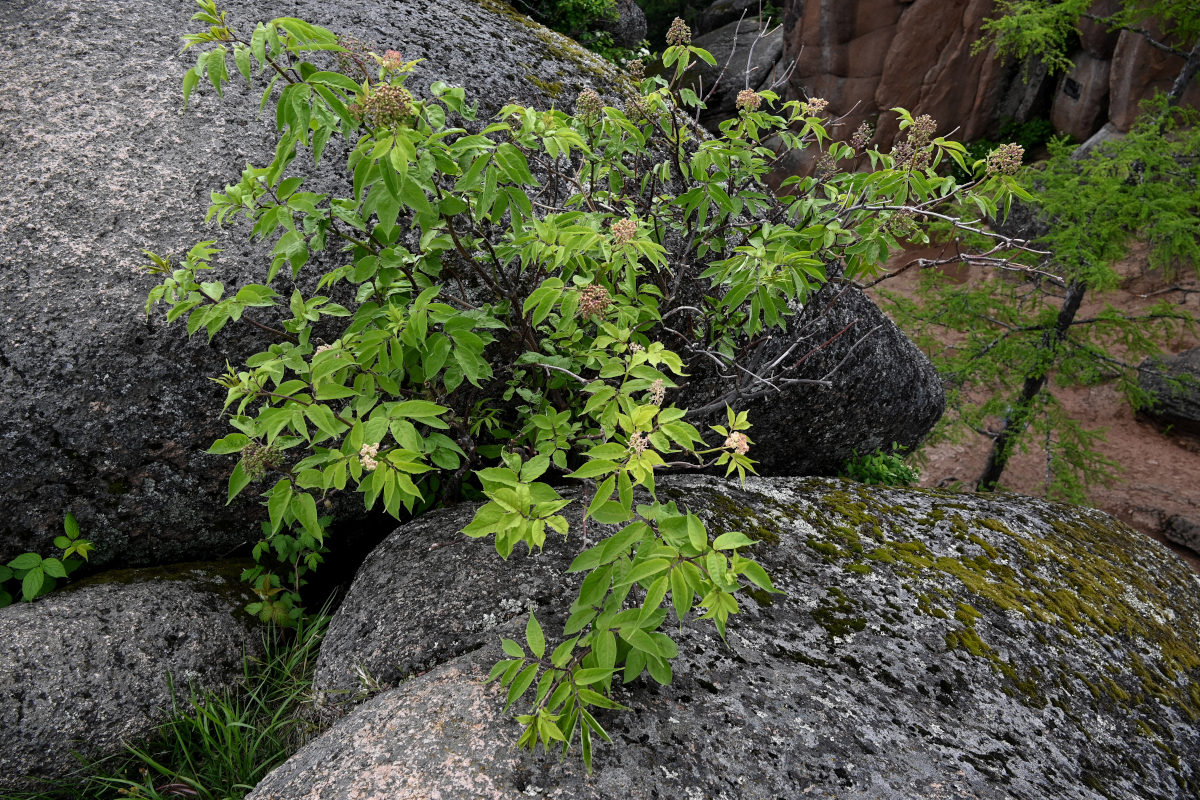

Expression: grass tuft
xmin=3 ymin=613 xmax=330 ymax=800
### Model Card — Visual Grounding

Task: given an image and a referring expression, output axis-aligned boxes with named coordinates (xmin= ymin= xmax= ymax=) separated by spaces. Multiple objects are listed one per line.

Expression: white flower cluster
xmin=724 ymin=431 xmax=750 ymax=455
xmin=649 ymin=378 xmax=665 ymax=406
xmin=359 ymin=442 xmax=380 ymax=471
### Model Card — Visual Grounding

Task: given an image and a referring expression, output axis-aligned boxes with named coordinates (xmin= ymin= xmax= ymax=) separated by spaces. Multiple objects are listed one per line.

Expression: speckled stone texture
xmin=687 ymin=17 xmax=784 ymax=126
xmin=281 ymin=476 xmax=1200 ymax=799
xmin=0 ymin=0 xmax=623 ymax=568
xmin=0 ymin=560 xmax=262 ymax=790
xmin=681 ymin=280 xmax=946 ymax=477
xmin=1139 ymin=346 xmax=1200 ymax=437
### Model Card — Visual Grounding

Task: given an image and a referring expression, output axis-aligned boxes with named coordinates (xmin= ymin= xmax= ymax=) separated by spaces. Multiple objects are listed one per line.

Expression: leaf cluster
xmin=0 ymin=514 xmax=94 ymax=606
xmin=978 ymin=0 xmax=1200 ymax=73
xmin=838 ymin=445 xmax=921 ymax=487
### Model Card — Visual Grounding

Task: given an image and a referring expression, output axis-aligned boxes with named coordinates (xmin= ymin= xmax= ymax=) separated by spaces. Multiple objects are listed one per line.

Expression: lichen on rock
xmin=281 ymin=476 xmax=1200 ymax=799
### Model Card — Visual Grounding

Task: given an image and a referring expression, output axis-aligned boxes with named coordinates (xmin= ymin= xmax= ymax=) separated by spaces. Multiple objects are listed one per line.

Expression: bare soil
xmin=871 ymin=244 xmax=1200 ymax=572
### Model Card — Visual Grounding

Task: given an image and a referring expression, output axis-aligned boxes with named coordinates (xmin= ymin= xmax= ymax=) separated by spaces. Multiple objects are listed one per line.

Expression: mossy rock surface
xmin=279 ymin=476 xmax=1200 ymax=799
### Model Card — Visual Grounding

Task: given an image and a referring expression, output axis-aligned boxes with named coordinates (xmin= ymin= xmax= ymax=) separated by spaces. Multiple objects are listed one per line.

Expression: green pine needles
xmin=145 ymin=1 xmax=1026 ymax=766
xmin=882 ymin=101 xmax=1200 ymax=501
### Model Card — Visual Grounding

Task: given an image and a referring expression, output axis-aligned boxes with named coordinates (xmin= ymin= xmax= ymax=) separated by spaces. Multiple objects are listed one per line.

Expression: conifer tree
xmin=881 ymin=1 xmax=1200 ymax=499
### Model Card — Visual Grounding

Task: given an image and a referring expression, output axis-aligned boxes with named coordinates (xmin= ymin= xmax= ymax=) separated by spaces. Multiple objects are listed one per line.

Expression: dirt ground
xmin=870 ymin=244 xmax=1200 ymax=572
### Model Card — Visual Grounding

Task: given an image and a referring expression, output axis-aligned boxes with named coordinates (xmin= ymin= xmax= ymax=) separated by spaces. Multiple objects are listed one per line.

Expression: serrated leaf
xmin=566 ymin=459 xmax=620 ymax=480
xmin=21 ymin=567 xmax=44 ymax=601
xmin=7 ymin=553 xmax=42 ymax=571
xmin=208 ymin=433 xmax=250 ymax=455
xmin=292 ymin=492 xmax=321 ymax=537
xmin=670 ymin=566 xmax=693 ymax=620
xmin=550 ymin=637 xmax=577 ymax=668
xmin=227 ymin=462 xmax=252 ymax=504
xmin=572 ymin=667 xmax=615 ymax=686
xmin=488 ymin=658 xmax=517 ymax=682
xmin=502 ymin=638 xmax=525 ymax=658
xmin=615 ymin=558 xmax=670 ymax=587
xmin=738 ymin=559 xmax=778 ymax=593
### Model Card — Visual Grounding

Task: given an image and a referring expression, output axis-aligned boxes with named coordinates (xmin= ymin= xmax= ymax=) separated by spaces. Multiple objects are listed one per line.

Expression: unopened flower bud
xmin=611 ymin=217 xmax=638 ymax=246
xmin=986 ymin=142 xmax=1024 ymax=176
xmin=850 ymin=121 xmax=873 ymax=152
xmin=801 ymin=97 xmax=829 ymax=117
xmin=349 ymin=84 xmax=413 ymax=128
xmin=576 ymin=88 xmax=602 ymax=122
xmin=578 ymin=283 xmax=611 ymax=318
xmin=380 ymin=50 xmax=405 ymax=72
xmin=627 ymin=58 xmax=645 ymax=83
xmin=666 ymin=17 xmax=691 ymax=46
xmin=241 ymin=440 xmax=283 ymax=482
xmin=736 ymin=89 xmax=762 ymax=113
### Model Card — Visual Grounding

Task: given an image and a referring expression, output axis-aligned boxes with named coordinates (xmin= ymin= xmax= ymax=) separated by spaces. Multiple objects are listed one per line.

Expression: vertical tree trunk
xmin=1165 ymin=38 xmax=1200 ymax=107
xmin=976 ymin=280 xmax=1087 ymax=492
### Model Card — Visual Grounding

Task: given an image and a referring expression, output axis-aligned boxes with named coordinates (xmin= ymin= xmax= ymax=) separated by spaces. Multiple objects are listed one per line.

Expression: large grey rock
xmin=1165 ymin=514 xmax=1200 ymax=555
xmin=0 ymin=0 xmax=624 ymax=569
xmin=682 ymin=280 xmax=946 ymax=477
xmin=0 ymin=560 xmax=262 ymax=790
xmin=281 ymin=476 xmax=1200 ymax=799
xmin=597 ymin=0 xmax=647 ymax=49
xmin=686 ymin=17 xmax=784 ymax=127
xmin=1138 ymin=346 xmax=1200 ymax=437
xmin=697 ymin=0 xmax=775 ymax=34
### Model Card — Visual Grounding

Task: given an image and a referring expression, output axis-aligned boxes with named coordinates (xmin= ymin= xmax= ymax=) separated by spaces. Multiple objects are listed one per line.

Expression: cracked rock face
xmin=263 ymin=476 xmax=1200 ymax=800
xmin=0 ymin=0 xmax=622 ymax=568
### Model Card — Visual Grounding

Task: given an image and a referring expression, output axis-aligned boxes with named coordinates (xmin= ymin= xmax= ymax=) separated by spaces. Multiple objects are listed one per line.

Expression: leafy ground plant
xmin=0 ymin=515 xmax=94 ymax=607
xmin=839 ymin=444 xmax=921 ymax=487
xmin=145 ymin=2 xmax=1027 ymax=765
xmin=1 ymin=615 xmax=328 ymax=800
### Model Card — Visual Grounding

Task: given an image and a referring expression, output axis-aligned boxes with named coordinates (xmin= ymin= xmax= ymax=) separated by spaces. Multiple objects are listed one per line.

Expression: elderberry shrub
xmin=146 ymin=2 xmax=1027 ymax=764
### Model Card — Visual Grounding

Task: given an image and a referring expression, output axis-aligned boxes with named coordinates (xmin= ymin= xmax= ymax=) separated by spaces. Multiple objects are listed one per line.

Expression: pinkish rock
xmin=783 ymin=0 xmax=1029 ymax=152
xmin=1078 ymin=0 xmax=1123 ymax=58
xmin=1050 ymin=53 xmax=1112 ymax=141
xmin=1109 ymin=28 xmax=1200 ymax=130
xmin=778 ymin=0 xmax=1199 ymax=152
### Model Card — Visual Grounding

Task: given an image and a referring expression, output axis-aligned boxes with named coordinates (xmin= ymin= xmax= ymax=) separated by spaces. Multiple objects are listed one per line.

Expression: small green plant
xmin=515 ymin=0 xmax=644 ymax=62
xmin=148 ymin=2 xmax=1026 ymax=767
xmin=839 ymin=445 xmax=921 ymax=487
xmin=0 ymin=514 xmax=94 ymax=607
